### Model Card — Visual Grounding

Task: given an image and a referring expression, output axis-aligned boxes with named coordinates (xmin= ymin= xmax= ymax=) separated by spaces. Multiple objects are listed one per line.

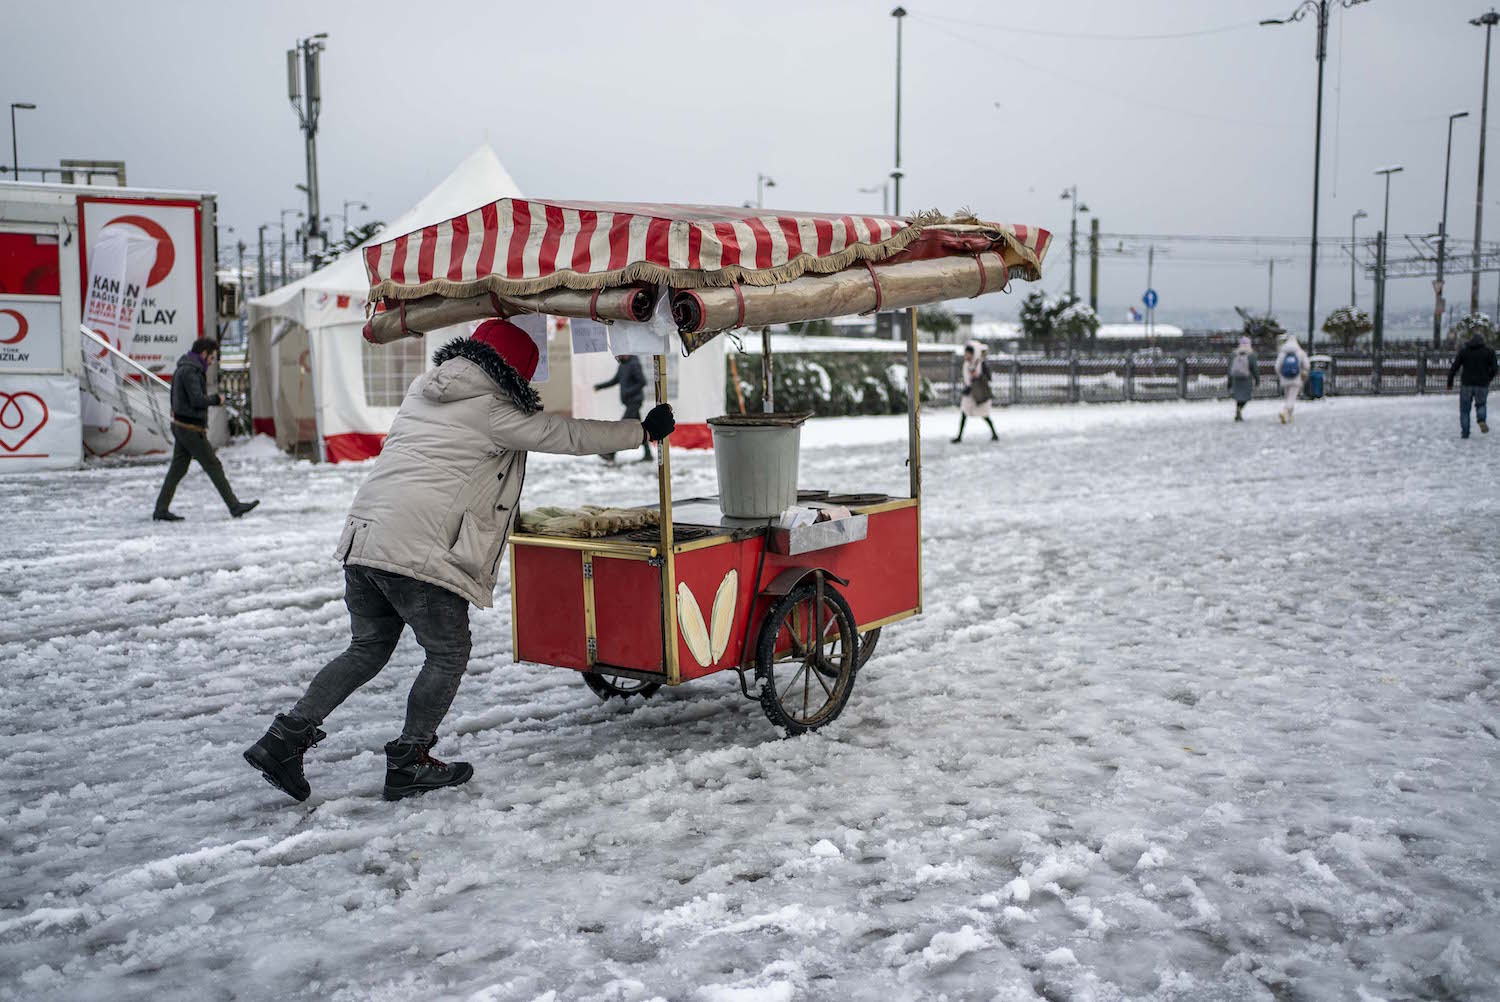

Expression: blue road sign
xmin=1143 ymin=289 xmax=1158 ymax=309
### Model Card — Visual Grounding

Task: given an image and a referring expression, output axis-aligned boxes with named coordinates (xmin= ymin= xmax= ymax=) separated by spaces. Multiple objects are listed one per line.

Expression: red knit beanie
xmin=472 ymin=318 xmax=540 ymax=381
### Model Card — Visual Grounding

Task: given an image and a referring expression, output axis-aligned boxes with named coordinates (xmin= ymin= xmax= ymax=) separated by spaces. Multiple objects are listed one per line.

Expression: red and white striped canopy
xmin=364 ymin=199 xmax=937 ymax=302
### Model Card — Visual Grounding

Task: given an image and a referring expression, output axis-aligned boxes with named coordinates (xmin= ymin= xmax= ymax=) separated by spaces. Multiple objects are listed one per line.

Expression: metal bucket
xmin=708 ymin=413 xmax=812 ymax=518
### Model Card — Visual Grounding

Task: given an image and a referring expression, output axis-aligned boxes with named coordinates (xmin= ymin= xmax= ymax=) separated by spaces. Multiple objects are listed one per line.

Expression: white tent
xmin=247 ymin=146 xmax=522 ymax=461
xmin=248 ymin=145 xmax=722 ymax=461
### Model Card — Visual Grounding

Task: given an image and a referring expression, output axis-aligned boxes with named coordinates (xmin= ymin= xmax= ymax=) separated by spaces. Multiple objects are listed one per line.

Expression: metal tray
xmin=768 ymin=515 xmax=869 ymax=555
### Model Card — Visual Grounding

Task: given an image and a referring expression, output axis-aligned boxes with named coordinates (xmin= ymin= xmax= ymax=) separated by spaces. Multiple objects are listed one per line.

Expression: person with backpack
xmin=1446 ymin=329 xmax=1498 ymax=438
xmin=1227 ymin=336 xmax=1259 ymax=422
xmin=1274 ymin=335 xmax=1310 ymax=424
xmin=952 ymin=341 xmax=998 ymax=443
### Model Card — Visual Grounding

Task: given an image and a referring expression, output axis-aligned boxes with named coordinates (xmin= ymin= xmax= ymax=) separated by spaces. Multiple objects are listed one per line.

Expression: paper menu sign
xmin=570 ymin=318 xmax=611 ymax=354
xmin=607 ymin=284 xmax=674 ymax=356
xmin=510 ymin=313 xmax=549 ymax=383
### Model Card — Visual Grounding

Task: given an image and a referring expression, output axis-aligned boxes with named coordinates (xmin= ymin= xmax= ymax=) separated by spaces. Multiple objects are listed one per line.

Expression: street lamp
xmin=1059 ymin=186 xmax=1089 ymax=299
xmin=1350 ymin=208 xmax=1367 ymax=307
xmin=9 ymin=102 xmax=36 ymax=178
xmin=278 ymin=209 xmax=303 ymax=287
xmin=891 ymin=6 xmax=907 ymax=216
xmin=755 ymin=173 xmax=775 ymax=209
xmin=335 ymin=199 xmax=369 ymax=240
xmin=1373 ymin=165 xmax=1404 ymax=366
xmin=1471 ymin=10 xmax=1499 ymax=313
xmin=1260 ymin=0 xmax=1370 ymax=353
xmin=1437 ymin=110 xmax=1470 ymax=345
xmin=858 ymin=182 xmax=891 ymax=215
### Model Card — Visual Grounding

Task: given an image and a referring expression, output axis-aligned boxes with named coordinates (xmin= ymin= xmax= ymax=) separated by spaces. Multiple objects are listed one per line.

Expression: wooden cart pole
xmin=654 ymin=352 xmax=681 ymax=685
xmin=907 ymin=305 xmax=923 ymax=612
xmin=760 ymin=326 xmax=774 ymax=413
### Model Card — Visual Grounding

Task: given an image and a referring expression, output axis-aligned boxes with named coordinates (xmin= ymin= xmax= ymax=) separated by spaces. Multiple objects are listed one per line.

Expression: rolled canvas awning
xmin=361 ymin=199 xmax=1051 ymax=351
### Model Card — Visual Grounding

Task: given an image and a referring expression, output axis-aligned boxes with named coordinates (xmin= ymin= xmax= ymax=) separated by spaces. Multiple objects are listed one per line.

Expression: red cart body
xmin=512 ymin=498 xmax=920 ymax=685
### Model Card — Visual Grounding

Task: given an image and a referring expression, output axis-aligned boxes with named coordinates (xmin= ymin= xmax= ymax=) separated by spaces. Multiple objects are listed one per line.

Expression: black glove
xmin=960 ymin=385 xmax=972 ymax=396
xmin=593 ymin=382 xmax=607 ymax=391
xmin=642 ymin=404 xmax=675 ymax=443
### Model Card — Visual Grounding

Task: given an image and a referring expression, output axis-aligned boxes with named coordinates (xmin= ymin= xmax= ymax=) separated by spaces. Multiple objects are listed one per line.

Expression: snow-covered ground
xmin=2 ymin=396 xmax=1497 ymax=1002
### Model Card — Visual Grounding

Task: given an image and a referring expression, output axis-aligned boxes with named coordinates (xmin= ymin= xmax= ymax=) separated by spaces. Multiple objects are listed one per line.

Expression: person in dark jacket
xmin=1448 ymin=331 xmax=1499 ymax=438
xmin=152 ymin=338 xmax=258 ymax=521
xmin=594 ymin=354 xmax=652 ymax=462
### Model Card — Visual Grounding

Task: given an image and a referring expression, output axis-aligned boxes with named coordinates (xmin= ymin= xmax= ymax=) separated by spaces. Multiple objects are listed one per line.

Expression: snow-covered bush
xmin=727 ymin=352 xmax=933 ymax=416
xmin=1241 ymin=313 xmax=1285 ymax=355
xmin=1449 ymin=311 xmax=1493 ymax=345
xmin=1020 ymin=291 xmax=1095 ymax=354
xmin=1321 ymin=306 xmax=1372 ymax=350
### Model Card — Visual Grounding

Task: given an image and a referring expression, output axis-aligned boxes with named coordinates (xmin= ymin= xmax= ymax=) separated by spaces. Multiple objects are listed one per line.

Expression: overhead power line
xmin=915 ymin=11 xmax=1257 ymax=42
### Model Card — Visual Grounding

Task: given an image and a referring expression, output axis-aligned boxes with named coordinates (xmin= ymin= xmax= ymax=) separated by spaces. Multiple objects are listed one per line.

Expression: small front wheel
xmin=754 ymin=581 xmax=858 ymax=735
xmin=582 ymin=671 xmax=661 ymax=702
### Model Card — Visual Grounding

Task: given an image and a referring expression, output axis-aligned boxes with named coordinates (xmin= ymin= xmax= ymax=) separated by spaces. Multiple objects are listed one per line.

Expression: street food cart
xmin=360 ymin=201 xmax=1049 ymax=733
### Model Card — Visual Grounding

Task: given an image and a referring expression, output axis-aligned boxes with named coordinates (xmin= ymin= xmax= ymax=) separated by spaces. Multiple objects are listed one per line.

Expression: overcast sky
xmin=2 ymin=0 xmax=1493 ymax=322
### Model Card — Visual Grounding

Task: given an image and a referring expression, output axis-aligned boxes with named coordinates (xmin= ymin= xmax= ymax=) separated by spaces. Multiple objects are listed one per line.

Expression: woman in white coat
xmin=953 ymin=341 xmax=998 ymax=443
xmin=1274 ymin=335 xmax=1310 ymax=424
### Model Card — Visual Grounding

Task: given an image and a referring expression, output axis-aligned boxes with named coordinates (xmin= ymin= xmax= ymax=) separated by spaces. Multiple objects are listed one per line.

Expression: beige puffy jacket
xmin=333 ymin=338 xmax=647 ymax=608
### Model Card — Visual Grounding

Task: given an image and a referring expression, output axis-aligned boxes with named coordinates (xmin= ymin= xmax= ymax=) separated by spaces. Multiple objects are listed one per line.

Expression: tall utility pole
xmin=1265 ymin=258 xmax=1292 ymax=315
xmin=891 ymin=7 xmax=906 ymax=216
xmin=1146 ymin=244 xmax=1156 ymax=339
xmin=1438 ymin=110 xmax=1470 ymax=345
xmin=1060 ymin=186 xmax=1088 ymax=299
xmin=1472 ymin=11 xmax=1499 ymax=313
xmin=279 ymin=209 xmax=301 ymax=287
xmin=236 ymin=240 xmax=247 ymax=344
xmin=1374 ymin=165 xmax=1404 ymax=371
xmin=1088 ymin=217 xmax=1100 ymax=312
xmin=257 ymin=224 xmax=268 ymax=296
xmin=1260 ymin=0 xmax=1370 ymax=354
xmin=288 ymin=33 xmax=328 ymax=259
xmin=1350 ymin=209 xmax=1367 ymax=307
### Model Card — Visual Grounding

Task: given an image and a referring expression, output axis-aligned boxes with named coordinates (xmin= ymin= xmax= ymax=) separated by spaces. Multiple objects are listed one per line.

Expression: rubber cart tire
xmin=754 ymin=581 xmax=858 ymax=735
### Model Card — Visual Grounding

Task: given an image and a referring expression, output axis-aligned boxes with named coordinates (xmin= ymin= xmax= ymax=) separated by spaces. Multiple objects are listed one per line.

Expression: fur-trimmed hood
xmin=429 ymin=337 xmax=542 ymax=413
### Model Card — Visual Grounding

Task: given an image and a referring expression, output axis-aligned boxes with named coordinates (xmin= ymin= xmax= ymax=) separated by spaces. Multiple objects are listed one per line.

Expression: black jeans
xmin=292 ymin=565 xmax=473 ymax=745
xmin=154 ymin=425 xmax=239 ymax=513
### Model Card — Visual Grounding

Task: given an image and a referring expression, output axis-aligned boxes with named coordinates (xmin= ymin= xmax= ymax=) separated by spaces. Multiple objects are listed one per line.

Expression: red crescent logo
xmin=0 ymin=308 xmax=27 ymax=345
xmin=102 ymin=215 xmax=176 ymax=287
xmin=83 ymin=415 xmax=133 ymax=457
xmin=0 ymin=391 xmax=50 ymax=452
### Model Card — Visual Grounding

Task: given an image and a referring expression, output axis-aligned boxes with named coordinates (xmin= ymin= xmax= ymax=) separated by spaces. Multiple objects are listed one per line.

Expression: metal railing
xmin=949 ymin=351 xmax=1462 ymax=407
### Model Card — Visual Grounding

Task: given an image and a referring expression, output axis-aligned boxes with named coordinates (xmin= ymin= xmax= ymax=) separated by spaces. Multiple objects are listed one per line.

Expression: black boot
xmin=244 ymin=714 xmax=326 ymax=802
xmin=153 ymin=510 xmax=185 ymax=522
xmin=382 ymin=739 xmax=473 ymax=801
xmin=230 ymin=500 xmax=260 ymax=518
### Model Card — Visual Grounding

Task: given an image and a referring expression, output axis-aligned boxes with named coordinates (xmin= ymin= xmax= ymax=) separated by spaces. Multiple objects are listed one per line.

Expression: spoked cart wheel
xmin=754 ymin=579 xmax=858 ymax=734
xmin=583 ymin=671 xmax=661 ymax=702
xmin=857 ymin=627 xmax=881 ymax=669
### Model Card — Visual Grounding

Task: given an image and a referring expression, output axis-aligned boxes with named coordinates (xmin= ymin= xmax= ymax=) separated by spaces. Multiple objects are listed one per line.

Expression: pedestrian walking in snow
xmin=1447 ymin=329 xmax=1498 ymax=438
xmin=245 ymin=319 xmax=675 ymax=803
xmin=594 ymin=354 xmax=651 ymax=463
xmin=152 ymin=338 xmax=258 ymax=522
xmin=1274 ymin=335 xmax=1310 ymax=425
xmin=952 ymin=341 xmax=998 ymax=443
xmin=1227 ymin=336 xmax=1259 ymax=422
